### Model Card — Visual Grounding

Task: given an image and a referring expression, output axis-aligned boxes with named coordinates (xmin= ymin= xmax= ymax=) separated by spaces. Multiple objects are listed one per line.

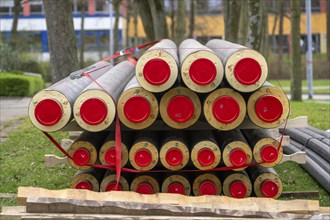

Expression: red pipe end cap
xmin=136 ymin=183 xmax=154 ymax=194
xmin=168 ymin=182 xmax=185 ymax=195
xmin=165 ymin=148 xmax=183 ymax=166
xmin=261 ymin=180 xmax=279 ymax=198
xmin=229 ymin=149 xmax=247 ymax=167
xmin=199 ymin=181 xmax=217 ymax=195
xmin=255 ymin=95 xmax=283 ymax=123
xmin=167 ymin=95 xmax=194 ymax=123
xmin=134 ymin=149 xmax=152 ymax=167
xmin=106 ymin=182 xmax=123 ymax=192
xmin=260 ymin=145 xmax=278 ymax=163
xmin=104 ymin=148 xmax=116 ymax=166
xmin=233 ymin=58 xmax=262 ymax=85
xmin=123 ymin=96 xmax=151 ymax=123
xmin=143 ymin=58 xmax=170 ymax=85
xmin=72 ymin=148 xmax=91 ymax=166
xmin=229 ymin=181 xmax=247 ymax=198
xmin=212 ymin=96 xmax=240 ymax=124
xmin=189 ymin=58 xmax=217 ymax=85
xmin=197 ymin=148 xmax=215 ymax=167
xmin=80 ymin=98 xmax=107 ymax=125
xmin=75 ymin=181 xmax=92 ymax=191
xmin=35 ymin=99 xmax=63 ymax=126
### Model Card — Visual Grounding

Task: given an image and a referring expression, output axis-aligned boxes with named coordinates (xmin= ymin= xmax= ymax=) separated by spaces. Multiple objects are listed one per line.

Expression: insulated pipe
xmin=98 ymin=131 xmax=131 ymax=168
xmin=247 ymin=82 xmax=290 ymax=129
xmin=129 ymin=131 xmax=159 ymax=171
xmin=117 ymin=76 xmax=158 ymax=130
xmin=160 ymin=86 xmax=201 ymax=129
xmin=29 ymin=61 xmax=112 ymax=132
xmin=203 ymin=87 xmax=246 ymax=130
xmin=179 ymin=39 xmax=224 ymax=93
xmin=135 ymin=39 xmax=179 ymax=93
xmin=280 ymin=128 xmax=330 ymax=163
xmin=67 ymin=131 xmax=108 ymax=170
xmin=221 ymin=170 xmax=252 ymax=199
xmin=99 ymin=170 xmax=130 ymax=192
xmin=215 ymin=130 xmax=253 ymax=171
xmin=306 ymin=126 xmax=330 ymax=139
xmin=242 ymin=129 xmax=283 ymax=167
xmin=192 ymin=173 xmax=222 ymax=196
xmin=130 ymin=173 xmax=160 ymax=194
xmin=206 ymin=39 xmax=268 ymax=92
xmin=297 ymin=128 xmax=330 ymax=146
xmin=70 ymin=168 xmax=106 ymax=192
xmin=159 ymin=131 xmax=189 ymax=171
xmin=161 ymin=173 xmax=191 ymax=196
xmin=283 ymin=145 xmax=330 ymax=193
xmin=190 ymin=130 xmax=221 ymax=170
xmin=290 ymin=139 xmax=330 ymax=173
xmin=73 ymin=60 xmax=135 ymax=132
xmin=247 ymin=166 xmax=283 ymax=199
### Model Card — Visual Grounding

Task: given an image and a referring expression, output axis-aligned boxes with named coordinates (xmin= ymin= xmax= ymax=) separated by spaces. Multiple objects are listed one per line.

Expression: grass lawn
xmin=0 ymin=101 xmax=329 ymax=210
xmin=268 ymin=79 xmax=330 ymax=94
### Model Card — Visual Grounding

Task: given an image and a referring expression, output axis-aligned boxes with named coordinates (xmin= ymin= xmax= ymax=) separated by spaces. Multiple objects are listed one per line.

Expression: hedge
xmin=0 ymin=72 xmax=44 ymax=96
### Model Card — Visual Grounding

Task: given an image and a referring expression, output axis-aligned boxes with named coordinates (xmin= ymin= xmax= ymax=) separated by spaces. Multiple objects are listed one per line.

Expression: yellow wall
xmin=127 ymin=13 xmax=327 ymax=38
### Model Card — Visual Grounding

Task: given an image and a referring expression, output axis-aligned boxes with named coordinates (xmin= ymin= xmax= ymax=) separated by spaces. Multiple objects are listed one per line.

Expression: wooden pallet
xmin=1 ymin=187 xmax=328 ymax=219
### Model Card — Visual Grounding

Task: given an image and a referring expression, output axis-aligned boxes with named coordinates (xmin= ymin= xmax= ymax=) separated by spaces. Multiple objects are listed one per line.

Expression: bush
xmin=0 ymin=41 xmax=22 ymax=72
xmin=0 ymin=72 xmax=44 ymax=96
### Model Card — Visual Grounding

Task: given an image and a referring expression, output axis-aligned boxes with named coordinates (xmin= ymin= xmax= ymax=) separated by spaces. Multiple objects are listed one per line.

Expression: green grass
xmin=268 ymin=79 xmax=330 ymax=94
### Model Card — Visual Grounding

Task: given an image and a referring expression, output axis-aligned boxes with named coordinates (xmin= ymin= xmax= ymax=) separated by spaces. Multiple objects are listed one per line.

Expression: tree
xmin=238 ymin=0 xmax=248 ymax=45
xmin=136 ymin=0 xmax=168 ymax=41
xmin=43 ymin=0 xmax=79 ymax=82
xmin=277 ymin=0 xmax=285 ymax=77
xmin=10 ymin=0 xmax=21 ymax=49
xmin=223 ymin=0 xmax=241 ymax=42
xmin=79 ymin=0 xmax=87 ymax=68
xmin=188 ymin=0 xmax=196 ymax=38
xmin=290 ymin=0 xmax=302 ymax=101
xmin=260 ymin=0 xmax=268 ymax=57
xmin=175 ymin=0 xmax=186 ymax=44
xmin=246 ymin=0 xmax=262 ymax=51
xmin=113 ymin=0 xmax=121 ymax=52
xmin=170 ymin=0 xmax=175 ymax=39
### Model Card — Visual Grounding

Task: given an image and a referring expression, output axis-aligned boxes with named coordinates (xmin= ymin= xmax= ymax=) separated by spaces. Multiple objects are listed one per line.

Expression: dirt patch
xmin=0 ymin=118 xmax=26 ymax=143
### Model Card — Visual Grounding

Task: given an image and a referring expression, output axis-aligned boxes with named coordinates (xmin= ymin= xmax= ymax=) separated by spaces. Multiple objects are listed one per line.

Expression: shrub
xmin=0 ymin=72 xmax=44 ymax=96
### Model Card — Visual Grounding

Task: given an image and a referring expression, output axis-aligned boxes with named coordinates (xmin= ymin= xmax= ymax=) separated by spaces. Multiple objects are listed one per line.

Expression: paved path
xmin=0 ymin=97 xmax=32 ymax=126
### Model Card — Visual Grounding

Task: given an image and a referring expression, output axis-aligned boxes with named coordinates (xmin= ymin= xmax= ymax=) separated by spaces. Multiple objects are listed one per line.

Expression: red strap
xmin=115 ymin=116 xmax=122 ymax=189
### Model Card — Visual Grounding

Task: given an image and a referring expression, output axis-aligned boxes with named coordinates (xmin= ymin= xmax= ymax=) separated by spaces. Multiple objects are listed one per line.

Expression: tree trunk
xmin=170 ymin=0 xmax=175 ymax=39
xmin=223 ymin=0 xmax=241 ymax=42
xmin=136 ymin=0 xmax=168 ymax=41
xmin=79 ymin=0 xmax=87 ymax=68
xmin=260 ymin=0 xmax=268 ymax=57
xmin=238 ymin=0 xmax=248 ymax=45
xmin=148 ymin=0 xmax=168 ymax=40
xmin=125 ymin=0 xmax=132 ymax=47
xmin=43 ymin=0 xmax=79 ymax=82
xmin=113 ymin=0 xmax=121 ymax=52
xmin=277 ymin=0 xmax=285 ymax=77
xmin=10 ymin=0 xmax=21 ymax=49
xmin=327 ymin=0 xmax=330 ymax=69
xmin=290 ymin=0 xmax=302 ymax=101
xmin=175 ymin=0 xmax=186 ymax=44
xmin=133 ymin=0 xmax=138 ymax=45
xmin=246 ymin=0 xmax=262 ymax=51
xmin=188 ymin=0 xmax=195 ymax=38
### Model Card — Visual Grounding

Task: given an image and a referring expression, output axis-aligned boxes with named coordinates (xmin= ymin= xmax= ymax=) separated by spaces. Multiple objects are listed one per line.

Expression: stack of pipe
xmin=280 ymin=127 xmax=330 ymax=193
xmin=29 ymin=39 xmax=299 ymax=199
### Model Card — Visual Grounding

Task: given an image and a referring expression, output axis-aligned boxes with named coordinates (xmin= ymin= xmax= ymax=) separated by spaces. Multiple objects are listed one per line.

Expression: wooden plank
xmin=0 ymin=193 xmax=16 ymax=198
xmin=17 ymin=187 xmax=319 ymax=215
xmin=0 ymin=206 xmax=271 ymax=220
xmin=281 ymin=191 xmax=319 ymax=199
xmin=60 ymin=139 xmax=74 ymax=150
xmin=44 ymin=154 xmax=69 ymax=168
xmin=279 ymin=152 xmax=307 ymax=164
